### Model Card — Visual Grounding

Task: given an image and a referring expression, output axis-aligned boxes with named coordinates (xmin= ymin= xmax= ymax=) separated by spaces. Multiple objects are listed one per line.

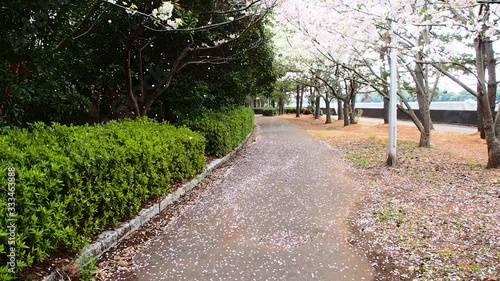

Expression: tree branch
xmin=199 ymin=0 xmax=266 ymax=15
xmin=419 ymin=61 xmax=478 ymax=97
xmin=56 ymin=1 xmax=105 ymax=50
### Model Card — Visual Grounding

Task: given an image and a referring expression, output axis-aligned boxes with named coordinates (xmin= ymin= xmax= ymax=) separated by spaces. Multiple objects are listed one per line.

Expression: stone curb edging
xmin=43 ymin=129 xmax=255 ymax=281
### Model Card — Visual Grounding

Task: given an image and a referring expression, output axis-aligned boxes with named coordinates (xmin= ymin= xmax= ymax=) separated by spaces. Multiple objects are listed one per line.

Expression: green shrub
xmin=262 ymin=108 xmax=278 ymax=116
xmin=252 ymin=107 xmax=278 ymax=116
xmin=284 ymin=107 xmax=296 ymax=114
xmin=0 ymin=118 xmax=205 ymax=279
xmin=281 ymin=107 xmax=323 ymax=115
xmin=302 ymin=107 xmax=313 ymax=115
xmin=252 ymin=107 xmax=264 ymax=114
xmin=184 ymin=107 xmax=254 ymax=157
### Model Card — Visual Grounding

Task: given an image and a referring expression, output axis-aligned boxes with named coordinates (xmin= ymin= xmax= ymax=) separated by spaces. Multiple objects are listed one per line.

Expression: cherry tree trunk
xmin=295 ymin=85 xmax=300 ymax=117
xmin=337 ymin=98 xmax=344 ymax=120
xmin=486 ymin=38 xmax=497 ymax=134
xmin=478 ymin=101 xmax=486 ymax=139
xmin=324 ymin=92 xmax=332 ymax=124
xmin=310 ymin=87 xmax=316 ymax=113
xmin=418 ymin=101 xmax=431 ymax=147
xmin=414 ymin=24 xmax=432 ymax=148
xmin=415 ymin=61 xmax=431 ymax=148
xmin=383 ymin=97 xmax=389 ymax=124
xmin=343 ymin=99 xmax=350 ymax=127
xmin=349 ymin=94 xmax=356 ymax=125
xmin=299 ymin=85 xmax=305 ymax=113
xmin=475 ymin=34 xmax=500 ymax=168
xmin=315 ymin=95 xmax=321 ymax=119
xmin=380 ymin=49 xmax=389 ymax=124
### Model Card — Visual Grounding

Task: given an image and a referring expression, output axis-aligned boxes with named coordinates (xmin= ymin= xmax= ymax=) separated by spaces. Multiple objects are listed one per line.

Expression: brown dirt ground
xmin=276 ymin=113 xmax=499 ymax=281
xmin=275 ymin=114 xmax=487 ymax=164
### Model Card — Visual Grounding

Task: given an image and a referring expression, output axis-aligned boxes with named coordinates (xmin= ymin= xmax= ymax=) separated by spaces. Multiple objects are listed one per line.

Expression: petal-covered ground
xmin=280 ymin=114 xmax=499 ymax=281
xmin=96 ymin=113 xmax=499 ymax=280
xmin=97 ymin=116 xmax=374 ymax=280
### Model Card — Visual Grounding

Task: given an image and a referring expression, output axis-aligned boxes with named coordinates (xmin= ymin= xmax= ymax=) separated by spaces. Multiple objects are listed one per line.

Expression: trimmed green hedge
xmin=0 ymin=118 xmax=206 ymax=279
xmin=284 ymin=107 xmax=296 ymax=114
xmin=282 ymin=107 xmax=323 ymax=115
xmin=184 ymin=107 xmax=254 ymax=157
xmin=252 ymin=107 xmax=278 ymax=116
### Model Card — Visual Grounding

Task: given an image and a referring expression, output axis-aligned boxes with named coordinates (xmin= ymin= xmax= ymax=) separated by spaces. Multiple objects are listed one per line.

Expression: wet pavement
xmin=130 ymin=116 xmax=374 ymax=280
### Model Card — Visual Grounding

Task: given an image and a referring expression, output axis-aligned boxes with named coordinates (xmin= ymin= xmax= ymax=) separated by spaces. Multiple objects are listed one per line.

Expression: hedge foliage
xmin=0 ymin=118 xmax=206 ymax=279
xmin=184 ymin=107 xmax=254 ymax=157
xmin=282 ymin=107 xmax=323 ymax=115
xmin=252 ymin=107 xmax=278 ymax=116
xmin=283 ymin=107 xmax=297 ymax=114
xmin=252 ymin=107 xmax=317 ymax=115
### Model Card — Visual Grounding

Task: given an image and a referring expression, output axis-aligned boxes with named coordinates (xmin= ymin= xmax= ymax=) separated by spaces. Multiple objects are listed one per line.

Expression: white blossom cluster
xmin=106 ymin=0 xmax=183 ymax=29
xmin=152 ymin=1 xmax=183 ymax=28
xmin=272 ymin=0 xmax=500 ymax=77
xmin=153 ymin=1 xmax=174 ymax=21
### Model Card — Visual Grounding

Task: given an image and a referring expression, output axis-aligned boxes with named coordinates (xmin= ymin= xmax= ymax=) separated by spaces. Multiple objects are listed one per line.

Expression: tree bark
xmin=486 ymin=43 xmax=496 ymax=109
xmin=324 ymin=92 xmax=332 ymax=124
xmin=315 ymin=95 xmax=321 ymax=119
xmin=296 ymin=85 xmax=300 ymax=117
xmin=415 ymin=59 xmax=431 ymax=148
xmin=418 ymin=6 xmax=431 ymax=147
xmin=486 ymin=37 xmax=497 ymax=130
xmin=310 ymin=86 xmax=316 ymax=113
xmin=383 ymin=97 xmax=389 ymax=124
xmin=477 ymin=38 xmax=496 ymax=139
xmin=478 ymin=93 xmax=486 ymax=139
xmin=477 ymin=29 xmax=487 ymax=139
xmin=349 ymin=89 xmax=357 ymax=125
xmin=299 ymin=85 xmax=305 ymax=113
xmin=343 ymin=99 xmax=350 ymax=127
xmin=475 ymin=23 xmax=500 ymax=168
xmin=380 ymin=51 xmax=390 ymax=124
xmin=337 ymin=98 xmax=344 ymax=120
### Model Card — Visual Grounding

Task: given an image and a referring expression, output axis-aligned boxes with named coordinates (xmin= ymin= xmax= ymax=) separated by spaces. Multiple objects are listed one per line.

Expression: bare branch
xmin=199 ymin=0 xmax=266 ymax=15
xmin=398 ymin=55 xmax=427 ymax=97
xmin=417 ymin=61 xmax=478 ymax=97
xmin=73 ymin=8 xmax=110 ymax=41
xmin=56 ymin=0 xmax=106 ymax=50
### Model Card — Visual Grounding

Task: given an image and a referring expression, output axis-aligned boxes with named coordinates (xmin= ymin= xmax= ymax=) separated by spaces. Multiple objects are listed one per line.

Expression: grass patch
xmin=77 ymin=255 xmax=98 ymax=281
xmin=376 ymin=201 xmax=407 ymax=227
xmin=343 ymin=140 xmax=386 ymax=168
xmin=346 ymin=152 xmax=371 ymax=168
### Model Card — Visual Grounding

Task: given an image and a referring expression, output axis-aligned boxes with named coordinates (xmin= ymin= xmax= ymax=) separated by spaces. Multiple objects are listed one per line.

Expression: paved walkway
xmin=131 ymin=116 xmax=374 ymax=280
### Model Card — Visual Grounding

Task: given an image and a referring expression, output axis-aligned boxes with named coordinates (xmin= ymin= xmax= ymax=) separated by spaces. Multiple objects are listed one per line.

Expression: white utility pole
xmin=387 ymin=20 xmax=398 ymax=166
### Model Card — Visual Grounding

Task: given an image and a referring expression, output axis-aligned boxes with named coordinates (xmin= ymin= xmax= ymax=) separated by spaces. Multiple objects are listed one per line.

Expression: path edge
xmin=43 ymin=128 xmax=255 ymax=281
